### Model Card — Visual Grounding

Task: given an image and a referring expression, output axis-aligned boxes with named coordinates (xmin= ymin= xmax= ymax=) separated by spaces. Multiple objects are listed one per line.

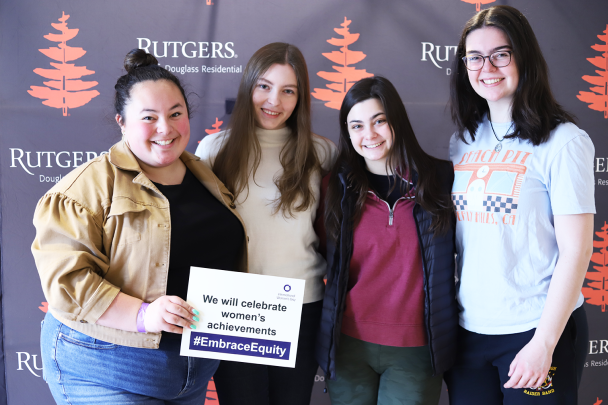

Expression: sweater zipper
xmin=368 ymin=191 xmax=407 ymax=226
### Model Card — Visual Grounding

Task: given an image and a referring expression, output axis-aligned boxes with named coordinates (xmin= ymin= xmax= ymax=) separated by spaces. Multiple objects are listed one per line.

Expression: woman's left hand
xmin=504 ymin=337 xmax=554 ymax=389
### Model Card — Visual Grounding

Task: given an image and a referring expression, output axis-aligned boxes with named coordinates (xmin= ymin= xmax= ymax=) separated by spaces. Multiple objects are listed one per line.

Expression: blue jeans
xmin=41 ymin=312 xmax=219 ymax=404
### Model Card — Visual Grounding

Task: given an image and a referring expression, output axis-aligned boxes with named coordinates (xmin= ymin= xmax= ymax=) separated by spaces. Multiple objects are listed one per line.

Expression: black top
xmin=365 ymin=170 xmax=407 ymax=207
xmin=153 ymin=169 xmax=244 ymax=347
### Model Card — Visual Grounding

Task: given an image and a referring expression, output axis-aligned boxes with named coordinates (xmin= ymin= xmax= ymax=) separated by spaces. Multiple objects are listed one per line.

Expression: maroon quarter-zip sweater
xmin=341 ymin=189 xmax=427 ymax=347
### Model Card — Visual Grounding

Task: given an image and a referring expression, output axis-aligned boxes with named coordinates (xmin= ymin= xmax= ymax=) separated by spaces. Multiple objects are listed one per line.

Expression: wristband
xmin=137 ymin=302 xmax=149 ymax=333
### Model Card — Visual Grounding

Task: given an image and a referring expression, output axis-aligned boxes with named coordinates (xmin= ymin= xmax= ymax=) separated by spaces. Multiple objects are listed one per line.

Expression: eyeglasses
xmin=462 ymin=51 xmax=512 ymax=71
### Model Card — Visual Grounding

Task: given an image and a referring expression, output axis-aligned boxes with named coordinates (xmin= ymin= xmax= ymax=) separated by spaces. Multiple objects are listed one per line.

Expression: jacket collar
xmin=336 ymin=164 xmax=418 ymax=189
xmin=108 ymin=141 xmax=142 ymax=172
xmin=108 ymin=140 xmax=200 ymax=171
xmin=107 ymin=140 xmax=206 ymax=192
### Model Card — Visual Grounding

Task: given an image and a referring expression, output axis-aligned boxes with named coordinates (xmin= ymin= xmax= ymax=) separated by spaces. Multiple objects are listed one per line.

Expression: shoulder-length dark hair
xmin=325 ymin=77 xmax=453 ymax=240
xmin=450 ymin=5 xmax=574 ymax=145
xmin=213 ymin=42 xmax=319 ymax=216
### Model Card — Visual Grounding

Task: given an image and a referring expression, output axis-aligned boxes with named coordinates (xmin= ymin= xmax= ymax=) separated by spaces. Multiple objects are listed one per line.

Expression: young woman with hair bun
xmin=196 ymin=42 xmax=336 ymax=405
xmin=33 ymin=48 xmax=247 ymax=404
xmin=445 ymin=6 xmax=595 ymax=404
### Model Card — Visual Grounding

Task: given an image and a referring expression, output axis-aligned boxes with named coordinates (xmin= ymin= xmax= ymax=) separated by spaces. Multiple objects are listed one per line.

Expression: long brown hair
xmin=450 ymin=5 xmax=575 ymax=145
xmin=325 ymin=77 xmax=453 ymax=240
xmin=213 ymin=42 xmax=320 ymax=216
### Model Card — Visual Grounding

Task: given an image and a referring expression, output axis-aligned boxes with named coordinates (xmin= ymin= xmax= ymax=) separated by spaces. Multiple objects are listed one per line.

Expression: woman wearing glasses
xmin=445 ymin=5 xmax=594 ymax=404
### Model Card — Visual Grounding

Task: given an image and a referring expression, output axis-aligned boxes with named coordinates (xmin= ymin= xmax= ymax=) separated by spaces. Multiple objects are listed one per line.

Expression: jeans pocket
xmin=58 ymin=325 xmax=117 ymax=350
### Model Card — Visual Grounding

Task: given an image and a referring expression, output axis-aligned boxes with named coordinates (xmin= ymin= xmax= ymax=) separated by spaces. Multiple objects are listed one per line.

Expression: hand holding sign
xmin=144 ymin=295 xmax=198 ymax=334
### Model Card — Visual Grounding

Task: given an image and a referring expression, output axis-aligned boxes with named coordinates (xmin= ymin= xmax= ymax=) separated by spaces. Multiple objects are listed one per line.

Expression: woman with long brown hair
xmin=196 ymin=42 xmax=336 ymax=405
xmin=316 ymin=76 xmax=458 ymax=405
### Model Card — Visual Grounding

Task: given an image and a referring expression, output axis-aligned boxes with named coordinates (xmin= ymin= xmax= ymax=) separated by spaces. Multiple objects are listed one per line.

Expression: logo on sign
xmin=16 ymin=352 xmax=43 ymax=378
xmin=421 ymin=43 xmax=458 ymax=74
xmin=138 ymin=38 xmax=236 ymax=59
xmin=9 ymin=148 xmax=106 ymax=179
xmin=311 ymin=17 xmax=373 ymax=110
xmin=577 ymin=24 xmax=608 ymax=119
xmin=28 ymin=12 xmax=99 ymax=116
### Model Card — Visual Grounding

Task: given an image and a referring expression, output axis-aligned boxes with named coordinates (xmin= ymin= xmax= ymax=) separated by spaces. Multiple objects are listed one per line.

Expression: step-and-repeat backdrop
xmin=1 ymin=0 xmax=607 ymax=404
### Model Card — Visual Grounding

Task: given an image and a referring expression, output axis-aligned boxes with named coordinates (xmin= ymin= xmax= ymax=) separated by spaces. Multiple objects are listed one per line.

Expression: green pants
xmin=327 ymin=334 xmax=442 ymax=405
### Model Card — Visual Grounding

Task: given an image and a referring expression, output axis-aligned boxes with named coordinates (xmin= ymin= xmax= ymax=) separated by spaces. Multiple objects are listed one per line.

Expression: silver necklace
xmin=488 ymin=113 xmax=514 ymax=152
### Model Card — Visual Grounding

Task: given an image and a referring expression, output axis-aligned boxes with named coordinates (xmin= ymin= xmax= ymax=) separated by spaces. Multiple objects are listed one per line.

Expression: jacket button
xmin=80 ymin=320 xmax=87 ymax=323
xmin=247 ymin=236 xmax=250 ymax=242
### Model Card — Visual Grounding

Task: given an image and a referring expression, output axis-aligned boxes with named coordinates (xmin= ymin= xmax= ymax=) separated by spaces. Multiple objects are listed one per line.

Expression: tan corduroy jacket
xmin=32 ymin=141 xmax=248 ymax=348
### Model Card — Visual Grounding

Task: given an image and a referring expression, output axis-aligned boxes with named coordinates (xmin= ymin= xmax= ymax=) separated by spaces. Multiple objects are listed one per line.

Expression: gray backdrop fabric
xmin=1 ymin=0 xmax=607 ymax=404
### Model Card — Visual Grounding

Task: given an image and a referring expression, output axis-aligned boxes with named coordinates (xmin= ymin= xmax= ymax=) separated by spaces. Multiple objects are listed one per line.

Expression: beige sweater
xmin=196 ymin=127 xmax=337 ymax=303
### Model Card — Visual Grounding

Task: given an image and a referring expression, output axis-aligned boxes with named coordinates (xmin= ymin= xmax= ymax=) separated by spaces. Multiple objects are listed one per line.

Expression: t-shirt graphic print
xmin=449 ymin=117 xmax=595 ymax=335
xmin=453 ymin=150 xmax=531 ymax=226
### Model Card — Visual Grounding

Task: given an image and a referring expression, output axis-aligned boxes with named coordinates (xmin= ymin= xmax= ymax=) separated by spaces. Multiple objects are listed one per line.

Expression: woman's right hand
xmin=143 ymin=296 xmax=199 ymax=334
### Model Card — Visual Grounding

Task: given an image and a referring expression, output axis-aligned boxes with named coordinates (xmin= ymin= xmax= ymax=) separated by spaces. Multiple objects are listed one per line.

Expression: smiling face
xmin=465 ymin=26 xmax=519 ymax=121
xmin=347 ymin=98 xmax=394 ymax=175
xmin=116 ymin=79 xmax=190 ymax=173
xmin=252 ymin=63 xmax=299 ymax=130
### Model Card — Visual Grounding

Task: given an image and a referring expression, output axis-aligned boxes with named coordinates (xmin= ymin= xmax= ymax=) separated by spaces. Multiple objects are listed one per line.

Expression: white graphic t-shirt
xmin=449 ymin=117 xmax=595 ymax=335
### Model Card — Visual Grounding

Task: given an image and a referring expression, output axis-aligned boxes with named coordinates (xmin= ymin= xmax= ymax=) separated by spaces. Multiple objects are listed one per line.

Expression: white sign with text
xmin=180 ymin=267 xmax=305 ymax=368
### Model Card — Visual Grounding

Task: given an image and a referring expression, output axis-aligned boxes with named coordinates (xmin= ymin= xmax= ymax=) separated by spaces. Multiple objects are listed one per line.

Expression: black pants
xmin=444 ymin=305 xmax=588 ymax=405
xmin=213 ymin=300 xmax=322 ymax=405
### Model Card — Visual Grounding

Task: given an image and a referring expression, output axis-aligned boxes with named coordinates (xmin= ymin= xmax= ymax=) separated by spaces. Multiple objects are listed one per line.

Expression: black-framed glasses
xmin=462 ymin=51 xmax=512 ymax=71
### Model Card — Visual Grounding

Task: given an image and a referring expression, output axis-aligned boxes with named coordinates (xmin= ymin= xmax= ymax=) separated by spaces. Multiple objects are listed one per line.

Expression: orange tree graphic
xmin=204 ymin=377 xmax=219 ymax=404
xmin=28 ymin=12 xmax=99 ymax=116
xmin=199 ymin=117 xmax=224 ymax=143
xmin=39 ymin=302 xmax=49 ymax=313
xmin=577 ymin=24 xmax=608 ymax=119
xmin=582 ymin=221 xmax=608 ymax=312
xmin=311 ymin=17 xmax=373 ymax=110
xmin=594 ymin=398 xmax=603 ymax=405
xmin=460 ymin=0 xmax=496 ymax=12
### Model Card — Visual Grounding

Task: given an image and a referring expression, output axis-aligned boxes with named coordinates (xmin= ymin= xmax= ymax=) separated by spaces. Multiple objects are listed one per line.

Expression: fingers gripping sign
xmin=143 ymin=296 xmax=200 ymax=334
xmin=504 ymin=337 xmax=554 ymax=390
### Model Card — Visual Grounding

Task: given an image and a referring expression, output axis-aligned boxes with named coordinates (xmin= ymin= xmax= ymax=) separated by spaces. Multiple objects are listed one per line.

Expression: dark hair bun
xmin=124 ymin=48 xmax=159 ymax=73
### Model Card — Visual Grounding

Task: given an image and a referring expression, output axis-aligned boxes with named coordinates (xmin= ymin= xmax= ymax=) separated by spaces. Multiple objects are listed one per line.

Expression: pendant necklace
xmin=488 ymin=112 xmax=514 ymax=152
